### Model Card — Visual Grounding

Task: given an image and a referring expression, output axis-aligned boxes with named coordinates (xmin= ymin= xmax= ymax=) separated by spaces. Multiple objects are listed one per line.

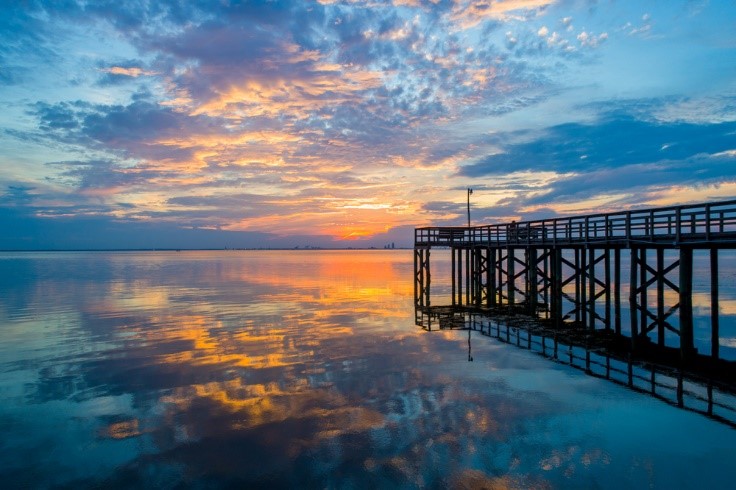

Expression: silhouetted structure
xmin=414 ymin=200 xmax=736 ymax=426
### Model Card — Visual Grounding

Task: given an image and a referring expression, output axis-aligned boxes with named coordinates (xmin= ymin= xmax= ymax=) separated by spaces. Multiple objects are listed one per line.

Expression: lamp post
xmin=467 ymin=188 xmax=473 ymax=227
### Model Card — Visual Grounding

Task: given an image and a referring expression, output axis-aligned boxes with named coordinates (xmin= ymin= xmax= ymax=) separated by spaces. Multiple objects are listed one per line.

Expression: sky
xmin=1 ymin=0 xmax=735 ymax=249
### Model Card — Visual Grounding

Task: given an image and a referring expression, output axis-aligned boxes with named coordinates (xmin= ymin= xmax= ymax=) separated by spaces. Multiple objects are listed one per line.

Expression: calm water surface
xmin=0 ymin=250 xmax=735 ymax=488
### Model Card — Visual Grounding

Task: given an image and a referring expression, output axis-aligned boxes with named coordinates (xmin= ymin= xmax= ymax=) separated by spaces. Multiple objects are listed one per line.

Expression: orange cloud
xmin=102 ymin=66 xmax=157 ymax=77
xmin=451 ymin=0 xmax=557 ymax=29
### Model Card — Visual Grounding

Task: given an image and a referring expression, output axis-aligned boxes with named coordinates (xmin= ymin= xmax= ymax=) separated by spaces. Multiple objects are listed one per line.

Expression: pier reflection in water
xmin=1 ymin=250 xmax=735 ymax=488
xmin=417 ymin=308 xmax=736 ymax=428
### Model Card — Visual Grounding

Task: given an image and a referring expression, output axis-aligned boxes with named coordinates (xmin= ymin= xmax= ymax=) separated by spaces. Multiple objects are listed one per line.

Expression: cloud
xmin=32 ymin=98 xmax=225 ymax=162
xmin=523 ymin=152 xmax=736 ymax=208
xmin=96 ymin=61 xmax=158 ymax=86
xmin=2 ymin=0 xmax=735 ymax=246
xmin=0 ymin=204 xmax=346 ymax=250
xmin=450 ymin=0 xmax=557 ymax=29
xmin=576 ymin=31 xmax=608 ymax=47
xmin=455 ymin=102 xmax=736 ymax=217
xmin=622 ymin=13 xmax=653 ymax=37
xmin=459 ymin=114 xmax=736 ymax=176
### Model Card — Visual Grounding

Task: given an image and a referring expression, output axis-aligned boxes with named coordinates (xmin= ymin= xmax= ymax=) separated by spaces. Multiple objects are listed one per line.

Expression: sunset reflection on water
xmin=0 ymin=250 xmax=734 ymax=488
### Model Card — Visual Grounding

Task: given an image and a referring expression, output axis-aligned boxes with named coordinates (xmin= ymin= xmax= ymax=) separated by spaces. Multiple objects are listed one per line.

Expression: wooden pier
xmin=414 ymin=200 xmax=736 ymax=426
xmin=414 ymin=200 xmax=736 ymax=361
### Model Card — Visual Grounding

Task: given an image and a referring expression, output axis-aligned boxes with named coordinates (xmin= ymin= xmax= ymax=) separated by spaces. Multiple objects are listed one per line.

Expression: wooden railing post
xmin=706 ymin=204 xmax=711 ymax=240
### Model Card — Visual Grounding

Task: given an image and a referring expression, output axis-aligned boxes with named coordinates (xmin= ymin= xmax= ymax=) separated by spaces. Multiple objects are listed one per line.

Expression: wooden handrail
xmin=415 ymin=199 xmax=736 ymax=246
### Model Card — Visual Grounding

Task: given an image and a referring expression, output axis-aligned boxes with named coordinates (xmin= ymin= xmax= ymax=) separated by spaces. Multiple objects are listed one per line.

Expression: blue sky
xmin=1 ymin=0 xmax=735 ymax=249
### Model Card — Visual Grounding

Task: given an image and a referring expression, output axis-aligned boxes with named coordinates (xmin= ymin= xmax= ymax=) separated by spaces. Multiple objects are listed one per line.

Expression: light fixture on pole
xmin=467 ymin=188 xmax=473 ymax=227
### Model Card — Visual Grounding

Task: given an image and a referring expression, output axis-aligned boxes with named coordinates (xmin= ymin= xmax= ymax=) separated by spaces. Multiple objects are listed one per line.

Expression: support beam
xmin=488 ymin=248 xmax=496 ymax=307
xmin=630 ymin=248 xmax=639 ymax=348
xmin=588 ymin=247 xmax=596 ymax=330
xmin=614 ymin=248 xmax=621 ymax=335
xmin=574 ymin=249 xmax=581 ymax=324
xmin=657 ymin=248 xmax=665 ymax=347
xmin=581 ymin=248 xmax=587 ymax=327
xmin=639 ymin=248 xmax=648 ymax=342
xmin=538 ymin=249 xmax=550 ymax=318
xmin=508 ymin=248 xmax=515 ymax=307
xmin=604 ymin=249 xmax=611 ymax=331
xmin=529 ymin=248 xmax=538 ymax=315
xmin=465 ymin=246 xmax=470 ymax=306
xmin=451 ymin=247 xmax=456 ymax=306
xmin=679 ymin=247 xmax=694 ymax=361
xmin=551 ymin=247 xmax=563 ymax=328
xmin=457 ymin=247 xmax=463 ymax=306
xmin=710 ymin=248 xmax=720 ymax=360
xmin=413 ymin=247 xmax=418 ymax=308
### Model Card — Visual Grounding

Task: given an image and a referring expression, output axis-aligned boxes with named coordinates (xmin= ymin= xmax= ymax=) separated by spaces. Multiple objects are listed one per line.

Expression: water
xmin=0 ymin=250 xmax=734 ymax=488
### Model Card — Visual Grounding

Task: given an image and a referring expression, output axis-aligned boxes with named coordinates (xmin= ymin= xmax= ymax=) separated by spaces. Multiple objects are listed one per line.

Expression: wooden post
xmin=424 ymin=248 xmax=432 ymax=307
xmin=508 ymin=248 xmax=515 ymax=307
xmin=419 ymin=248 xmax=425 ymax=308
xmin=498 ymin=250 xmax=504 ymax=306
xmin=414 ymin=247 xmax=419 ymax=308
xmin=551 ymin=247 xmax=562 ymax=328
xmin=457 ymin=247 xmax=463 ymax=306
xmin=679 ymin=247 xmax=694 ymax=361
xmin=711 ymin=248 xmax=720 ymax=359
xmin=465 ymin=246 xmax=470 ymax=306
xmin=615 ymin=248 xmax=621 ymax=335
xmin=451 ymin=247 xmax=456 ymax=306
xmin=588 ymin=247 xmax=596 ymax=330
xmin=474 ymin=247 xmax=482 ymax=307
xmin=529 ymin=248 xmax=538 ymax=316
xmin=471 ymin=248 xmax=477 ymax=307
xmin=543 ymin=248 xmax=550 ymax=319
xmin=630 ymin=248 xmax=639 ymax=348
xmin=489 ymin=247 xmax=496 ymax=307
xmin=575 ymin=248 xmax=581 ymax=324
xmin=657 ymin=248 xmax=665 ymax=347
xmin=581 ymin=248 xmax=588 ymax=327
xmin=605 ymin=248 xmax=611 ymax=330
xmin=639 ymin=248 xmax=648 ymax=342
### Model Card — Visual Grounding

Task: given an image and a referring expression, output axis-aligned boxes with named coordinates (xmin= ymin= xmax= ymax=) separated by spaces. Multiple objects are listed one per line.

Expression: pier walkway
xmin=416 ymin=200 xmax=736 ymax=249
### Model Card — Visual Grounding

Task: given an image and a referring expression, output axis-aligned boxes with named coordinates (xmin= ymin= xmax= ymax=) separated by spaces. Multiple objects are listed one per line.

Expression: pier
xmin=415 ymin=199 xmax=736 ymax=359
xmin=414 ymin=200 xmax=736 ymax=423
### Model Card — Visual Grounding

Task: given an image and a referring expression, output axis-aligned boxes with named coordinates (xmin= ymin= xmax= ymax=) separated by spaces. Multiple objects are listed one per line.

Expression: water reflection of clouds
xmin=2 ymin=251 xmax=736 ymax=487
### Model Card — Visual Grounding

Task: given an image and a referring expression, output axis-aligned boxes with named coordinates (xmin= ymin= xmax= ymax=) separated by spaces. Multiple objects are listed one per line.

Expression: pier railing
xmin=415 ymin=199 xmax=736 ymax=247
